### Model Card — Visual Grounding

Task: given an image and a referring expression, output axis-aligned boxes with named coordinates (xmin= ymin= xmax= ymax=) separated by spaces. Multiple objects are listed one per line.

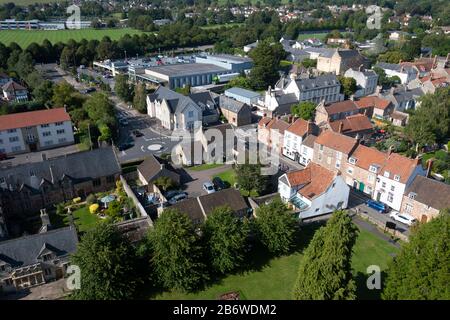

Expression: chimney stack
xmin=338 ymin=122 xmax=344 ymax=133
xmin=307 ymin=120 xmax=312 ymax=134
xmin=39 ymin=209 xmax=52 ymax=233
xmin=426 ymin=159 xmax=433 ymax=178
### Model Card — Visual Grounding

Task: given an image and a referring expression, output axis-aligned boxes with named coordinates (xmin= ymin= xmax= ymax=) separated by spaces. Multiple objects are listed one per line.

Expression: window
xmin=335 ymin=160 xmax=341 ymax=169
xmin=56 ymin=129 xmax=65 ymax=135
xmin=106 ymin=175 xmax=115 ymax=184
xmin=318 ymin=153 xmax=322 ymax=161
xmin=44 ymin=140 xmax=53 ymax=146
xmin=319 ymin=144 xmax=324 ymax=151
xmin=348 ymin=157 xmax=357 ymax=164
xmin=58 ymin=138 xmax=67 ymax=144
xmin=188 ymin=111 xmax=194 ymax=118
xmin=382 ymin=182 xmax=386 ymax=188
xmin=347 ymin=168 xmax=353 ymax=175
xmin=387 ymin=192 xmax=394 ymax=203
xmin=9 ymin=136 xmax=19 ymax=142
xmin=55 ymin=122 xmax=63 ymax=126
xmin=405 ymin=204 xmax=413 ymax=214
xmin=408 ymin=192 xmax=416 ymax=200
xmin=368 ymin=174 xmax=374 ymax=182
xmin=390 ymin=185 xmax=395 ymax=192
xmin=384 ymin=171 xmax=390 ymax=178
xmin=394 ymin=175 xmax=400 ymax=182
xmin=12 ymin=146 xmax=21 ymax=152
xmin=44 ymin=268 xmax=51 ymax=275
xmin=7 ymin=129 xmax=16 ymax=133
xmin=369 ymin=165 xmax=378 ymax=173
xmin=43 ymin=131 xmax=51 ymax=137
xmin=92 ymin=178 xmax=101 ymax=187
xmin=41 ymin=124 xmax=49 ymax=128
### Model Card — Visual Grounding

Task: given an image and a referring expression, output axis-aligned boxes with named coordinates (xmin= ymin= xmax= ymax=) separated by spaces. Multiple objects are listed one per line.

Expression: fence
xmin=119 ymin=175 xmax=153 ymax=227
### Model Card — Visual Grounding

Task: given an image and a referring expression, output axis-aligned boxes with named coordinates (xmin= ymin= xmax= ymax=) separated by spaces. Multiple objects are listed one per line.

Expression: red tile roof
xmin=315 ymin=130 xmax=358 ymax=154
xmin=355 ymin=96 xmax=391 ymax=110
xmin=286 ymin=118 xmax=309 ymax=137
xmin=258 ymin=117 xmax=271 ymax=127
xmin=329 ymin=114 xmax=373 ymax=135
xmin=350 ymin=144 xmax=387 ymax=170
xmin=0 ymin=108 xmax=71 ymax=131
xmin=286 ymin=163 xmax=336 ymax=200
xmin=380 ymin=153 xmax=420 ymax=184
xmin=325 ymin=100 xmax=358 ymax=115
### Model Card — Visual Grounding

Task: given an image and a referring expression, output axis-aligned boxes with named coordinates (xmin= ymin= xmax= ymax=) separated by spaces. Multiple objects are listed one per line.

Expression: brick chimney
xmin=307 ymin=120 xmax=313 ymax=134
xmin=338 ymin=122 xmax=344 ymax=133
xmin=426 ymin=159 xmax=433 ymax=178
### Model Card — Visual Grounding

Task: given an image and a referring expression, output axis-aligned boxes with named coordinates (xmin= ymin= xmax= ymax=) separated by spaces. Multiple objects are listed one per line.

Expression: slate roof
xmin=137 ymin=154 xmax=179 ymax=183
xmin=294 ymin=74 xmax=340 ymax=91
xmin=2 ymin=80 xmax=26 ymax=92
xmin=0 ymin=147 xmax=121 ymax=191
xmin=170 ymin=198 xmax=204 ymax=222
xmin=225 ymin=87 xmax=260 ymax=99
xmin=219 ymin=95 xmax=248 ymax=113
xmin=0 ymin=226 xmax=78 ymax=268
xmin=199 ymin=188 xmax=249 ymax=216
xmin=405 ymin=175 xmax=450 ymax=210
xmin=147 ymin=86 xmax=196 ymax=114
xmin=189 ymin=91 xmax=219 ymax=116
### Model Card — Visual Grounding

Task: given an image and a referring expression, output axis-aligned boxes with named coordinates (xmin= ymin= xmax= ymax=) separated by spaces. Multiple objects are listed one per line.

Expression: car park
xmin=366 ymin=199 xmax=388 ymax=213
xmin=389 ymin=211 xmax=417 ymax=226
xmin=202 ymin=181 xmax=216 ymax=194
xmin=212 ymin=177 xmax=226 ymax=190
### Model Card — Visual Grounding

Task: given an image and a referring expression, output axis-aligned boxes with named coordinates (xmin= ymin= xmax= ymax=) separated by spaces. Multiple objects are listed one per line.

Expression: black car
xmin=118 ymin=142 xmax=134 ymax=151
xmin=133 ymin=130 xmax=144 ymax=137
xmin=212 ymin=177 xmax=227 ymax=190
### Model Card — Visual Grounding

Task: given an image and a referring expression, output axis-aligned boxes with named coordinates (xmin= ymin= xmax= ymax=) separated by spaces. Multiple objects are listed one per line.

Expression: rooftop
xmin=325 ymin=100 xmax=359 ymax=115
xmin=0 ymin=108 xmax=70 ymax=132
xmin=315 ymin=130 xmax=358 ymax=154
xmin=147 ymin=63 xmax=228 ymax=77
xmin=405 ymin=175 xmax=450 ymax=210
xmin=355 ymin=96 xmax=391 ymax=110
xmin=225 ymin=87 xmax=260 ymax=99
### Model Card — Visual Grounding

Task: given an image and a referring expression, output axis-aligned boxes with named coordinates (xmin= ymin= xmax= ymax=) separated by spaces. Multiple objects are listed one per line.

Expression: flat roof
xmin=147 ymin=63 xmax=228 ymax=77
xmin=197 ymin=54 xmax=253 ymax=64
xmin=225 ymin=87 xmax=260 ymax=99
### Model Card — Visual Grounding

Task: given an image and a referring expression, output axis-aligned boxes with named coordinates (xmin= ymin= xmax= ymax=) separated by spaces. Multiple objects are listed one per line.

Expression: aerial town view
xmin=0 ymin=0 xmax=448 ymax=311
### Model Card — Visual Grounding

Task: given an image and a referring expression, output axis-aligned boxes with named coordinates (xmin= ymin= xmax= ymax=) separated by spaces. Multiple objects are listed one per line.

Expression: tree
xmin=83 ymin=92 xmax=116 ymax=127
xmin=52 ymin=81 xmax=78 ymax=109
xmin=291 ymin=101 xmax=316 ymax=121
xmin=300 ymin=58 xmax=317 ymax=69
xmin=150 ymin=209 xmax=207 ymax=292
xmin=133 ymin=83 xmax=147 ymax=113
xmin=32 ymin=80 xmax=54 ymax=106
xmin=234 ymin=162 xmax=268 ymax=195
xmin=383 ymin=209 xmax=450 ymax=300
xmin=153 ymin=176 xmax=176 ymax=192
xmin=405 ymin=87 xmax=450 ymax=148
xmin=249 ymin=40 xmax=285 ymax=90
xmin=293 ymin=210 xmax=358 ymax=300
xmin=203 ymin=206 xmax=250 ymax=274
xmin=254 ymin=199 xmax=297 ymax=256
xmin=337 ymin=76 xmax=357 ymax=98
xmin=70 ymin=223 xmax=139 ymax=300
xmin=224 ymin=75 xmax=252 ymax=90
xmin=115 ymin=74 xmax=133 ymax=102
xmin=378 ymin=50 xmax=408 ymax=64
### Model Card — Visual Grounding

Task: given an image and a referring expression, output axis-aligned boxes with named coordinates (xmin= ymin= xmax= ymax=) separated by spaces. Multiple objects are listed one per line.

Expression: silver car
xmin=202 ymin=181 xmax=216 ymax=194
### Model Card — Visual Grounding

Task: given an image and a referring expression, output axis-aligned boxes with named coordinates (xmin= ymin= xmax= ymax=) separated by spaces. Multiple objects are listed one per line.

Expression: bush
xmin=89 ymin=204 xmax=99 ymax=214
xmin=73 ymin=197 xmax=82 ymax=204
xmin=86 ymin=194 xmax=97 ymax=205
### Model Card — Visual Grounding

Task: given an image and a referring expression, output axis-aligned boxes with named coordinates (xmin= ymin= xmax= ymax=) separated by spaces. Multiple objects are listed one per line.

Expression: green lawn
xmin=70 ymin=206 xmax=100 ymax=233
xmin=212 ymin=169 xmax=236 ymax=187
xmin=188 ymin=163 xmax=225 ymax=171
xmin=153 ymin=226 xmax=398 ymax=300
xmin=296 ymin=32 xmax=328 ymax=41
xmin=0 ymin=28 xmax=143 ymax=48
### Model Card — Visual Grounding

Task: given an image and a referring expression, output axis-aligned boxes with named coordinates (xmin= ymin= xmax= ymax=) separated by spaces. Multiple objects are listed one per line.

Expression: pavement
xmin=180 ymin=165 xmax=233 ymax=198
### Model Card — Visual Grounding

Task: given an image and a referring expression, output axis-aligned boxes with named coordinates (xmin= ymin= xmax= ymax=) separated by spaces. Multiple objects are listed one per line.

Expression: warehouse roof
xmin=147 ymin=63 xmax=228 ymax=77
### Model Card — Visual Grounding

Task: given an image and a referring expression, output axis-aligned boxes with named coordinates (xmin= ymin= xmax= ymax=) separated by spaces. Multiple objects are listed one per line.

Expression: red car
xmin=0 ymin=152 xmax=7 ymax=160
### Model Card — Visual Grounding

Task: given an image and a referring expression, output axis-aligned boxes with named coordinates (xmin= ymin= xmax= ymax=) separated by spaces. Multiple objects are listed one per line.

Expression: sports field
xmin=0 ymin=28 xmax=144 ymax=48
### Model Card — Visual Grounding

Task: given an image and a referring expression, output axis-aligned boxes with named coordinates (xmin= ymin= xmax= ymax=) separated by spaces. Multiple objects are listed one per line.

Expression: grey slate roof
xmin=0 ymin=226 xmax=78 ymax=268
xmin=189 ymin=91 xmax=219 ymax=117
xmin=375 ymin=62 xmax=415 ymax=73
xmin=0 ymin=147 xmax=121 ymax=192
xmin=137 ymin=154 xmax=179 ymax=183
xmin=405 ymin=175 xmax=450 ymax=210
xmin=304 ymin=47 xmax=335 ymax=58
xmin=148 ymin=86 xmax=197 ymax=114
xmin=302 ymin=134 xmax=318 ymax=148
xmin=219 ymin=95 xmax=248 ymax=113
xmin=295 ymin=74 xmax=340 ymax=90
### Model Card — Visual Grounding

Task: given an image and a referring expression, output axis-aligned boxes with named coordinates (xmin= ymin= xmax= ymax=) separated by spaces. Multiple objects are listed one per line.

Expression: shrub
xmin=86 ymin=194 xmax=97 ymax=205
xmin=73 ymin=197 xmax=82 ymax=204
xmin=89 ymin=204 xmax=99 ymax=214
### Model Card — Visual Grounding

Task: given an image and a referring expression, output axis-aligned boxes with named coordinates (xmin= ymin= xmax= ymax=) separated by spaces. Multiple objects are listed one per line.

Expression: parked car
xmin=202 ymin=181 xmax=216 ymax=194
xmin=168 ymin=193 xmax=187 ymax=205
xmin=366 ymin=199 xmax=388 ymax=213
xmin=389 ymin=211 xmax=417 ymax=226
xmin=133 ymin=130 xmax=144 ymax=137
xmin=0 ymin=152 xmax=7 ymax=160
xmin=212 ymin=177 xmax=226 ymax=190
xmin=118 ymin=142 xmax=134 ymax=151
xmin=164 ymin=190 xmax=187 ymax=200
xmin=119 ymin=118 xmax=129 ymax=126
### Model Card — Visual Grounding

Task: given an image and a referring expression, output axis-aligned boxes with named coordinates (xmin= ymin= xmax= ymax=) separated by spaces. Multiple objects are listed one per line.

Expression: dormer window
xmin=394 ymin=175 xmax=400 ymax=182
xmin=369 ymin=165 xmax=378 ymax=173
xmin=348 ymin=157 xmax=357 ymax=164
xmin=384 ymin=171 xmax=390 ymax=178
xmin=408 ymin=192 xmax=416 ymax=200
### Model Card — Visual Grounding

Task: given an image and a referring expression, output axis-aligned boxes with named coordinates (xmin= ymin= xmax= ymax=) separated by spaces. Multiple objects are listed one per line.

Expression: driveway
xmin=181 ymin=165 xmax=233 ymax=198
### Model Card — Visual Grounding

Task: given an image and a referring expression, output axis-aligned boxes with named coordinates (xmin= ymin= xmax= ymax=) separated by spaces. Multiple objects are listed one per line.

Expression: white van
xmin=389 ymin=211 xmax=417 ymax=226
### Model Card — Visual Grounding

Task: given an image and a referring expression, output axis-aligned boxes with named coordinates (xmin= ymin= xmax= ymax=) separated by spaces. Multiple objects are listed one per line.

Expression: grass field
xmin=0 ymin=28 xmax=143 ymax=48
xmin=152 ymin=226 xmax=399 ymax=300
xmin=188 ymin=163 xmax=225 ymax=171
xmin=212 ymin=169 xmax=236 ymax=188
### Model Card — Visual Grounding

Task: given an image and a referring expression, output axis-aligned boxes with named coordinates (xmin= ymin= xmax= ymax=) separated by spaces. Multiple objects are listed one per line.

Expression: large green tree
xmin=293 ymin=210 xmax=358 ymax=300
xmin=291 ymin=101 xmax=316 ymax=121
xmin=83 ymin=92 xmax=116 ymax=127
xmin=203 ymin=206 xmax=250 ymax=274
xmin=70 ymin=223 xmax=139 ymax=300
xmin=234 ymin=162 xmax=268 ymax=195
xmin=115 ymin=74 xmax=134 ymax=102
xmin=383 ymin=209 xmax=450 ymax=300
xmin=255 ymin=199 xmax=297 ymax=256
xmin=150 ymin=209 xmax=207 ymax=292
xmin=405 ymin=87 xmax=450 ymax=148
xmin=249 ymin=40 xmax=285 ymax=90
xmin=133 ymin=83 xmax=147 ymax=113
xmin=337 ymin=76 xmax=357 ymax=98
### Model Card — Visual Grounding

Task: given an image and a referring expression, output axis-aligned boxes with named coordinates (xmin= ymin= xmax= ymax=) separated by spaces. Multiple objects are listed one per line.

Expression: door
xmin=376 ymin=192 xmax=381 ymax=201
xmin=421 ymin=215 xmax=428 ymax=223
xmin=29 ymin=143 xmax=37 ymax=152
xmin=359 ymin=182 xmax=365 ymax=192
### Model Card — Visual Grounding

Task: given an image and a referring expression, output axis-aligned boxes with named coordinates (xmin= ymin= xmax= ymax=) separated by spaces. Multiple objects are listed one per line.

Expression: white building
xmin=373 ymin=153 xmax=426 ymax=211
xmin=278 ymin=163 xmax=349 ymax=219
xmin=374 ymin=62 xmax=418 ymax=85
xmin=298 ymin=134 xmax=317 ymax=166
xmin=344 ymin=68 xmax=379 ymax=98
xmin=0 ymin=108 xmax=74 ymax=155
xmin=282 ymin=118 xmax=314 ymax=162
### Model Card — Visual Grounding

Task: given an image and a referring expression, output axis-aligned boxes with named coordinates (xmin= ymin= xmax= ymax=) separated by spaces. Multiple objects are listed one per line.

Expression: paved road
xmin=181 ymin=165 xmax=233 ymax=198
